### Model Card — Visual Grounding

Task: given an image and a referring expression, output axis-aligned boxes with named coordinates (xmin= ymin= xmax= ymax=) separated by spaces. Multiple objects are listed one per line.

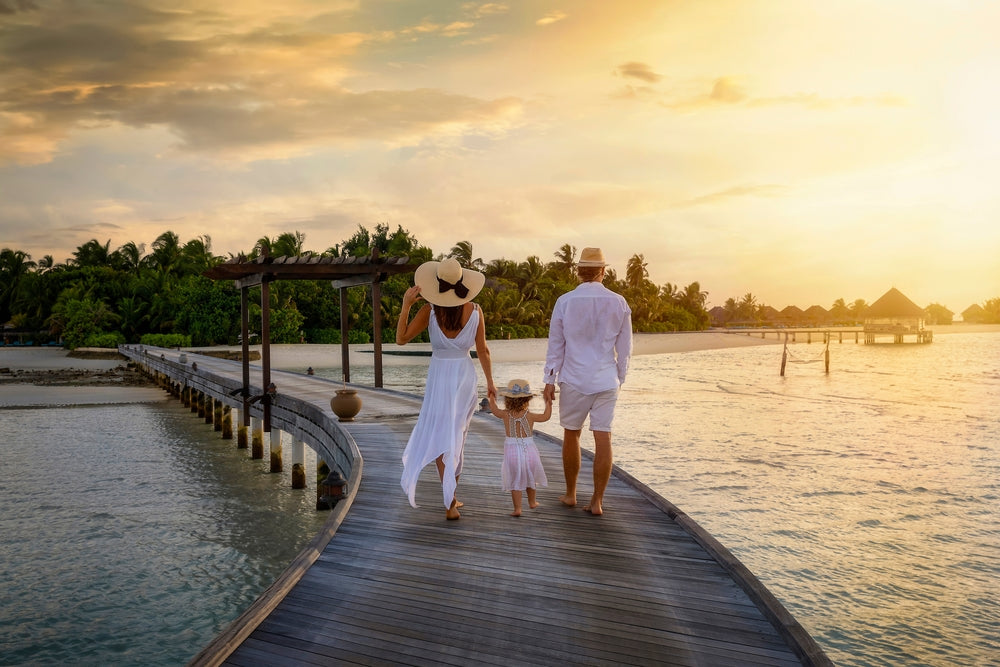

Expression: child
xmin=488 ymin=379 xmax=552 ymax=517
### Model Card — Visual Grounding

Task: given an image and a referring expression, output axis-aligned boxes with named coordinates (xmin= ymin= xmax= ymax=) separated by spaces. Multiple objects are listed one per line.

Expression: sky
xmin=2 ymin=0 xmax=999 ymax=312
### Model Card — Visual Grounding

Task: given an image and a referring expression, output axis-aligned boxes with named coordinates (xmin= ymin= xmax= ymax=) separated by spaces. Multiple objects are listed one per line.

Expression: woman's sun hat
xmin=413 ymin=257 xmax=486 ymax=307
xmin=499 ymin=379 xmax=535 ymax=398
xmin=577 ymin=247 xmax=607 ymax=267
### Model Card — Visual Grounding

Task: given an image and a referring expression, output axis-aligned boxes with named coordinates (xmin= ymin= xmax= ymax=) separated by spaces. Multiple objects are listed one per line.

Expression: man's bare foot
xmin=510 ymin=509 xmax=521 ymax=517
xmin=559 ymin=494 xmax=576 ymax=507
xmin=529 ymin=500 xmax=540 ymax=509
xmin=583 ymin=500 xmax=603 ymax=515
xmin=446 ymin=507 xmax=461 ymax=520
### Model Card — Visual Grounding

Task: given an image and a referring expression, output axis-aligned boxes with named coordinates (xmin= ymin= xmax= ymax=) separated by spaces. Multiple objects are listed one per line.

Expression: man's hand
xmin=543 ymin=383 xmax=556 ymax=402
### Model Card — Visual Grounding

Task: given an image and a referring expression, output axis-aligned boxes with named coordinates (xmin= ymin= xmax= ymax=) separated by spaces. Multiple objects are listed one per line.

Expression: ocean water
xmin=0 ymin=397 xmax=324 ymax=666
xmin=309 ymin=328 xmax=999 ymax=667
xmin=2 ymin=329 xmax=997 ymax=666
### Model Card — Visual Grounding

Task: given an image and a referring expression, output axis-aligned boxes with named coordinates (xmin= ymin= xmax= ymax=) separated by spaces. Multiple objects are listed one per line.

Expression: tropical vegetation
xmin=1 ymin=226 xmax=712 ymax=349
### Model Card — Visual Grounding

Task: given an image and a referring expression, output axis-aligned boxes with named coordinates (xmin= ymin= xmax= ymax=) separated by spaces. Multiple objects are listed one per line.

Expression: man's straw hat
xmin=413 ymin=257 xmax=486 ymax=307
xmin=577 ymin=247 xmax=607 ymax=267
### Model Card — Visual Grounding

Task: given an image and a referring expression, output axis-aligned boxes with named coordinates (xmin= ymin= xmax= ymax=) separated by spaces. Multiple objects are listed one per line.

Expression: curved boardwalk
xmin=125 ymin=348 xmax=829 ymax=666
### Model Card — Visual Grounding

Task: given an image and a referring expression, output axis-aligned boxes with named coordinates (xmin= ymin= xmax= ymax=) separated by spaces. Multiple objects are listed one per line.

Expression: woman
xmin=397 ymin=257 xmax=496 ymax=520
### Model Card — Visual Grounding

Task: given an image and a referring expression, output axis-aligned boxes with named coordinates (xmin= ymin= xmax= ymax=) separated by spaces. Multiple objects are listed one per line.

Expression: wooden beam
xmin=329 ymin=273 xmax=380 ymax=289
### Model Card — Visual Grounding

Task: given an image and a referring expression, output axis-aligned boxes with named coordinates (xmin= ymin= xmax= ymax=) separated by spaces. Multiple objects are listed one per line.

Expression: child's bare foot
xmin=446 ymin=507 xmax=461 ymax=520
xmin=559 ymin=494 xmax=576 ymax=507
xmin=529 ymin=500 xmax=540 ymax=509
xmin=510 ymin=509 xmax=521 ymax=517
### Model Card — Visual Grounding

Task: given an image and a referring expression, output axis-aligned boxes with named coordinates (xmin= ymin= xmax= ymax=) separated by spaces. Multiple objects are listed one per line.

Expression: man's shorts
xmin=558 ymin=383 xmax=619 ymax=432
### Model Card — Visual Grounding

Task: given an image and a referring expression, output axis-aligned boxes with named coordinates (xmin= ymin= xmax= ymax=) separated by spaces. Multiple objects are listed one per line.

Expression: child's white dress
xmin=501 ymin=412 xmax=548 ymax=491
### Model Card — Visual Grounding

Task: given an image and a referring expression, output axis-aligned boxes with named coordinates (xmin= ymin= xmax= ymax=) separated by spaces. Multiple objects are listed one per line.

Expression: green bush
xmin=140 ymin=333 xmax=192 ymax=348
xmin=305 ymin=328 xmax=341 ymax=344
xmin=83 ymin=332 xmax=126 ymax=348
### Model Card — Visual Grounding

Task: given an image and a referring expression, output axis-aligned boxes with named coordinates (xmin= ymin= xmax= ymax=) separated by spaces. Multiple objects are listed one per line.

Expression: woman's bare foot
xmin=559 ymin=494 xmax=576 ymax=507
xmin=446 ymin=507 xmax=461 ymax=520
xmin=454 ymin=500 xmax=464 ymax=508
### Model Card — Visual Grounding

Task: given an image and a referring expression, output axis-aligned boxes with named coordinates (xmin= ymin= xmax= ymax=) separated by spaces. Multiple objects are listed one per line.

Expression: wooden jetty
xmin=121 ymin=346 xmax=830 ymax=666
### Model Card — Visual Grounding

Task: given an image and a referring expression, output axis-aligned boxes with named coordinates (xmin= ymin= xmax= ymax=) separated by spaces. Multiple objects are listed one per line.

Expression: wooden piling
xmin=251 ymin=427 xmax=264 ymax=459
xmin=213 ymin=401 xmax=223 ymax=431
xmin=269 ymin=430 xmax=283 ymax=473
xmin=222 ymin=406 xmax=233 ymax=440
xmin=204 ymin=395 xmax=214 ymax=425
xmin=237 ymin=424 xmax=248 ymax=449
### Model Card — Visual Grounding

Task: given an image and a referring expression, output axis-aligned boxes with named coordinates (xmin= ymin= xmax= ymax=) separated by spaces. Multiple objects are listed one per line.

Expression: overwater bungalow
xmin=863 ymin=287 xmax=932 ymax=343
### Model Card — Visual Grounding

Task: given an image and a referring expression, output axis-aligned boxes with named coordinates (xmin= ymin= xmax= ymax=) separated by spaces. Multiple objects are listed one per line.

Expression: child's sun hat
xmin=499 ymin=379 xmax=535 ymax=398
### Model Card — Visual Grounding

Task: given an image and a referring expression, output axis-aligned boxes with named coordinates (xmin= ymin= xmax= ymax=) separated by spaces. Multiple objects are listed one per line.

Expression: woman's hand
xmin=402 ymin=285 xmax=422 ymax=310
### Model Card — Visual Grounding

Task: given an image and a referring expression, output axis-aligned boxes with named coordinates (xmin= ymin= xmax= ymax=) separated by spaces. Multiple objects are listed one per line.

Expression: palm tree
xmin=181 ymin=235 xmax=216 ymax=273
xmin=626 ymin=254 xmax=648 ymax=289
xmin=111 ymin=241 xmax=145 ymax=273
xmin=849 ymin=299 xmax=868 ymax=321
xmin=516 ymin=256 xmax=548 ymax=301
xmin=1 ymin=248 xmax=36 ymax=322
xmin=147 ymin=231 xmax=182 ymax=274
xmin=449 ymin=240 xmax=483 ymax=270
xmin=72 ymin=239 xmax=112 ymax=268
xmin=272 ymin=231 xmax=306 ymax=257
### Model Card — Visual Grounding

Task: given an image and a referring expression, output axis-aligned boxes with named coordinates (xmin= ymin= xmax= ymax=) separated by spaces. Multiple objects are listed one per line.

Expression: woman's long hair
xmin=434 ymin=304 xmax=465 ymax=332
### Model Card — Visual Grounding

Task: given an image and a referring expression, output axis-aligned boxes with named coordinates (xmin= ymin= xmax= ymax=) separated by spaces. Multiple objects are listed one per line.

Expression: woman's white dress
xmin=400 ymin=306 xmax=480 ymax=509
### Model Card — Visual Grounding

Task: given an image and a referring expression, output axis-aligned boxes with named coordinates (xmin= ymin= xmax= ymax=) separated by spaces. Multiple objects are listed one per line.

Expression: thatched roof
xmin=866 ymin=288 xmax=925 ymax=318
xmin=780 ymin=305 xmax=805 ymax=317
xmin=803 ymin=305 xmax=828 ymax=317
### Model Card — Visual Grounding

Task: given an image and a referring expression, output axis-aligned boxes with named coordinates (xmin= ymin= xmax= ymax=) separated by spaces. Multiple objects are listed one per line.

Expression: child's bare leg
xmin=510 ymin=490 xmax=522 ymax=517
xmin=527 ymin=487 xmax=539 ymax=509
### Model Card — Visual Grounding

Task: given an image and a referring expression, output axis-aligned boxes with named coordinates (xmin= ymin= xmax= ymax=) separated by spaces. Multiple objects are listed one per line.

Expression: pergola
xmin=204 ymin=251 xmax=417 ymax=431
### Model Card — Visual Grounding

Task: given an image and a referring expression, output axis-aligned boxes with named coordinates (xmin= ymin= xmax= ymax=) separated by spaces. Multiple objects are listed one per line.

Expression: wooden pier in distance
xmin=123 ymin=347 xmax=830 ymax=666
xmin=724 ymin=326 xmax=932 ymax=344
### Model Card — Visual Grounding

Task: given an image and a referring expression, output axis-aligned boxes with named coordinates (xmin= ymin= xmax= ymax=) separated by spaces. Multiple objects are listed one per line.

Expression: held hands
xmin=543 ymin=383 xmax=556 ymax=402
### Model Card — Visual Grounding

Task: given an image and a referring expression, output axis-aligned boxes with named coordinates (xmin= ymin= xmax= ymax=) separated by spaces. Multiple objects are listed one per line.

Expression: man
xmin=543 ymin=247 xmax=632 ymax=516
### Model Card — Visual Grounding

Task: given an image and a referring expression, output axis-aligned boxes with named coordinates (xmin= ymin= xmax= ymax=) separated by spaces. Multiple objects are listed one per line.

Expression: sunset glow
xmin=2 ymin=0 xmax=998 ymax=311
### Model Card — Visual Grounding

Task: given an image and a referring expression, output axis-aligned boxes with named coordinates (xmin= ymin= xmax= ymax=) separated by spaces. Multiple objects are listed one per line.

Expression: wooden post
xmin=222 ymin=405 xmax=233 ymax=439
xmin=372 ymin=269 xmax=384 ymax=388
xmin=213 ymin=400 xmax=223 ymax=431
xmin=251 ymin=417 xmax=264 ymax=459
xmin=241 ymin=285 xmax=251 ymax=433
xmin=261 ymin=276 xmax=272 ymax=433
xmin=204 ymin=395 xmax=214 ymax=425
xmin=340 ymin=287 xmax=350 ymax=383
xmin=269 ymin=429 xmax=283 ymax=473
xmin=780 ymin=343 xmax=787 ymax=377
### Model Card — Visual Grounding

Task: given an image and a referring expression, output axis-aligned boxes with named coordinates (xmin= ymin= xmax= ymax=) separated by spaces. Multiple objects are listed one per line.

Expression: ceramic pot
xmin=330 ymin=389 xmax=362 ymax=421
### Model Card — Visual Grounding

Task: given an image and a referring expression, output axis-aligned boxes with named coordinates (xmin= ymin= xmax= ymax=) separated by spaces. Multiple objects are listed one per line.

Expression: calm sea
xmin=0 ymin=398 xmax=324 ymax=666
xmin=2 ymin=328 xmax=997 ymax=666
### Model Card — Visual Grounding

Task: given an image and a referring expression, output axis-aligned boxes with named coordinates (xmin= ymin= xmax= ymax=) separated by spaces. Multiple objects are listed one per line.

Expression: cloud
xmin=536 ymin=10 xmax=567 ymax=26
xmin=675 ymin=184 xmax=788 ymax=208
xmin=0 ymin=4 xmax=523 ymax=164
xmin=615 ymin=61 xmax=662 ymax=84
xmin=665 ymin=76 xmax=906 ymax=112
